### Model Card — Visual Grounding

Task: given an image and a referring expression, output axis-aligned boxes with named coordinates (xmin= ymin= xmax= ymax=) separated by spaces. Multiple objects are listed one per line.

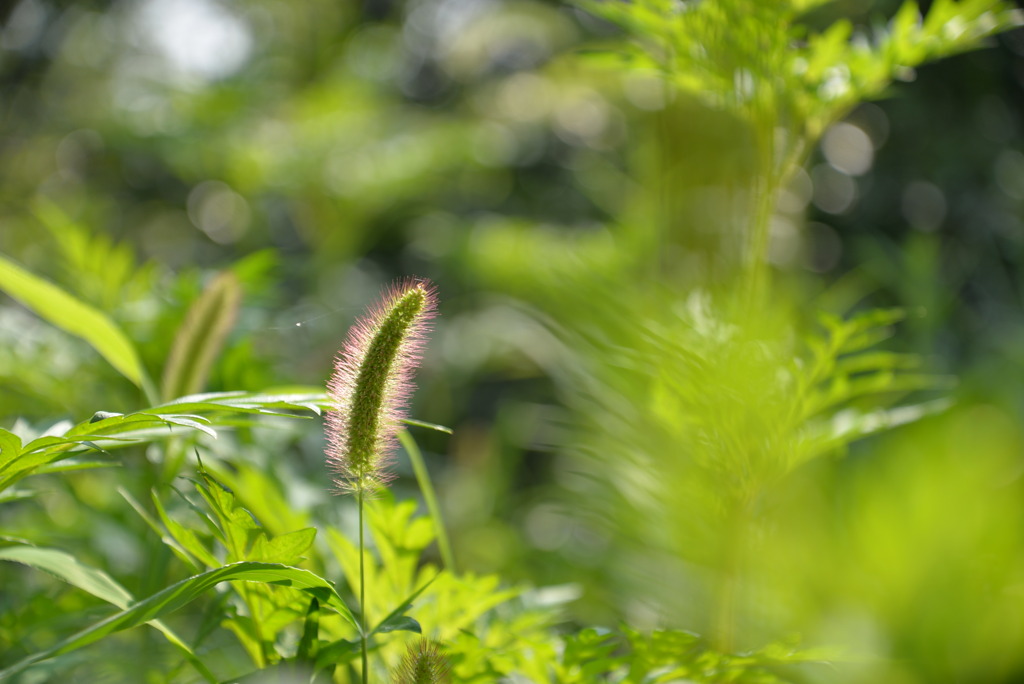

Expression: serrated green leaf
xmin=250 ymin=527 xmax=317 ymax=565
xmin=192 ymin=470 xmax=262 ymax=562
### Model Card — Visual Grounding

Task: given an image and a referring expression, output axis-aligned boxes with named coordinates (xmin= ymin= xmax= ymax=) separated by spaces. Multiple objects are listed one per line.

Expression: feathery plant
xmin=325 ymin=278 xmax=437 ymax=684
xmin=461 ymin=0 xmax=1024 ymax=663
xmin=558 ymin=0 xmax=1021 ymax=653
xmin=583 ymin=0 xmax=1022 ymax=302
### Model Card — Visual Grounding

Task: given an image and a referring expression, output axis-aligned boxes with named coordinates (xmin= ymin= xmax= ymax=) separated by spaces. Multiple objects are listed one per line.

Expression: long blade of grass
xmin=0 ymin=544 xmax=217 ymax=683
xmin=0 ymin=251 xmax=151 ymax=395
xmin=369 ymin=573 xmax=437 ymax=637
xmin=0 ymin=561 xmax=356 ymax=680
xmin=399 ymin=429 xmax=455 ymax=572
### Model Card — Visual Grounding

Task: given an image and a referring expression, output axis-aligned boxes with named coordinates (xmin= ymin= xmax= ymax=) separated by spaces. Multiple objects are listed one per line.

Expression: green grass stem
xmin=400 ymin=429 xmax=456 ymax=573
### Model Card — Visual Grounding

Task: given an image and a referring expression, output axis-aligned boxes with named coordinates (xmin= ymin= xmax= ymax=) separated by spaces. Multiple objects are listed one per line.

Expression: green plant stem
xmin=400 ymin=429 xmax=456 ymax=573
xmin=714 ymin=492 xmax=755 ymax=654
xmin=242 ymin=585 xmax=269 ymax=667
xmin=742 ymin=118 xmax=777 ymax=313
xmin=742 ymin=121 xmax=810 ymax=314
xmin=714 ymin=540 xmax=739 ymax=654
xmin=359 ymin=487 xmax=368 ymax=684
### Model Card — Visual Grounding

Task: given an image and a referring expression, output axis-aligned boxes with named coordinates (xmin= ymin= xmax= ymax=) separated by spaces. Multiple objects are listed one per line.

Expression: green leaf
xmin=0 ymin=544 xmax=217 ymax=683
xmin=161 ymin=270 xmax=242 ymax=402
xmin=370 ymin=575 xmax=437 ymax=637
xmin=0 ymin=251 xmax=148 ymax=390
xmin=151 ymin=489 xmax=221 ymax=569
xmin=34 ymin=459 xmax=119 ymax=475
xmin=120 ymin=487 xmax=207 ymax=571
xmin=400 ymin=418 xmax=454 ymax=435
xmin=375 ymin=615 xmax=422 ymax=635
xmin=0 ymin=429 xmax=22 ymax=469
xmin=399 ymin=429 xmax=456 ymax=572
xmin=0 ymin=544 xmax=133 ymax=607
xmin=250 ymin=527 xmax=317 ymax=565
xmin=0 ymin=412 xmax=224 ymax=494
xmin=192 ymin=469 xmax=261 ymax=562
xmin=153 ymin=389 xmax=328 ymax=416
xmin=295 ymin=597 xmax=320 ymax=663
xmin=833 ymin=350 xmax=919 ymax=376
xmin=0 ymin=490 xmax=33 ymax=504
xmin=0 ymin=561 xmax=356 ymax=680
xmin=313 ymin=638 xmax=361 ymax=670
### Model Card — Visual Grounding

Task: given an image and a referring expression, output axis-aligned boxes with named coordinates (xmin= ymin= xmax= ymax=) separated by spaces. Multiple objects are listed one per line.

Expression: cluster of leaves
xmin=0 ymin=414 xmax=565 ymax=681
xmin=0 ymin=390 xmax=331 ymax=506
xmin=576 ymin=0 xmax=1022 ymax=299
xmin=584 ymin=0 xmax=1022 ymax=141
xmin=523 ymin=627 xmax=840 ymax=683
xmin=549 ymin=284 xmax=945 ymax=642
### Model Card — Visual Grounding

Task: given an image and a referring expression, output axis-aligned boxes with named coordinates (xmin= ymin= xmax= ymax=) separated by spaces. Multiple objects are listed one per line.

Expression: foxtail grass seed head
xmin=393 ymin=640 xmax=451 ymax=684
xmin=326 ymin=278 xmax=437 ymax=495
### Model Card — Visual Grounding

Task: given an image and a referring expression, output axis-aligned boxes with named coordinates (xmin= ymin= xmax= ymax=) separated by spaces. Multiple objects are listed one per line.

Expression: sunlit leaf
xmin=0 ymin=544 xmax=217 ymax=683
xmin=0 ymin=562 xmax=356 ymax=680
xmin=0 ymin=251 xmax=148 ymax=390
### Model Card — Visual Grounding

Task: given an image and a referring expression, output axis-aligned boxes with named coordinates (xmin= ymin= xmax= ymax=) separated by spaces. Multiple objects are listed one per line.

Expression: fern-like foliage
xmin=576 ymin=0 xmax=1022 ymax=289
xmin=559 ymin=285 xmax=948 ymax=648
xmin=581 ymin=0 xmax=1022 ymax=142
xmin=518 ymin=626 xmax=842 ymax=683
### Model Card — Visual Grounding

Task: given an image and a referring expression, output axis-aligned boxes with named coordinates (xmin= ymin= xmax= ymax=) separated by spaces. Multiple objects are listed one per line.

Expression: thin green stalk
xmin=359 ymin=489 xmax=368 ymax=684
xmin=714 ymin=533 xmax=739 ymax=653
xmin=741 ymin=117 xmax=778 ymax=314
xmin=400 ymin=429 xmax=456 ymax=573
xmin=324 ymin=280 xmax=437 ymax=681
xmin=714 ymin=491 xmax=755 ymax=654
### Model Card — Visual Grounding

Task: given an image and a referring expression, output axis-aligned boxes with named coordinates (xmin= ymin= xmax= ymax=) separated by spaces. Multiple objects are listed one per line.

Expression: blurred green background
xmin=4 ymin=0 xmax=1024 ymax=681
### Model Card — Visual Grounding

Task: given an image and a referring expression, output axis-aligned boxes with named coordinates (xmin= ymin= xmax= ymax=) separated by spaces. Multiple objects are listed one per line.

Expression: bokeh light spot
xmin=188 ymin=180 xmax=251 ymax=244
xmin=811 ymin=163 xmax=857 ymax=214
xmin=822 ymin=122 xmax=874 ymax=176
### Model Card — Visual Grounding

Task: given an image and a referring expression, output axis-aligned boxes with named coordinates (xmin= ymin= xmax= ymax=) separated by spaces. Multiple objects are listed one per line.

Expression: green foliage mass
xmin=2 ymin=0 xmax=1024 ymax=682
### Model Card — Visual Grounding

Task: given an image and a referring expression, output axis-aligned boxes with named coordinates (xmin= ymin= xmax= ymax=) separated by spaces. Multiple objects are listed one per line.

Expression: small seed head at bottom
xmin=393 ymin=640 xmax=451 ymax=684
